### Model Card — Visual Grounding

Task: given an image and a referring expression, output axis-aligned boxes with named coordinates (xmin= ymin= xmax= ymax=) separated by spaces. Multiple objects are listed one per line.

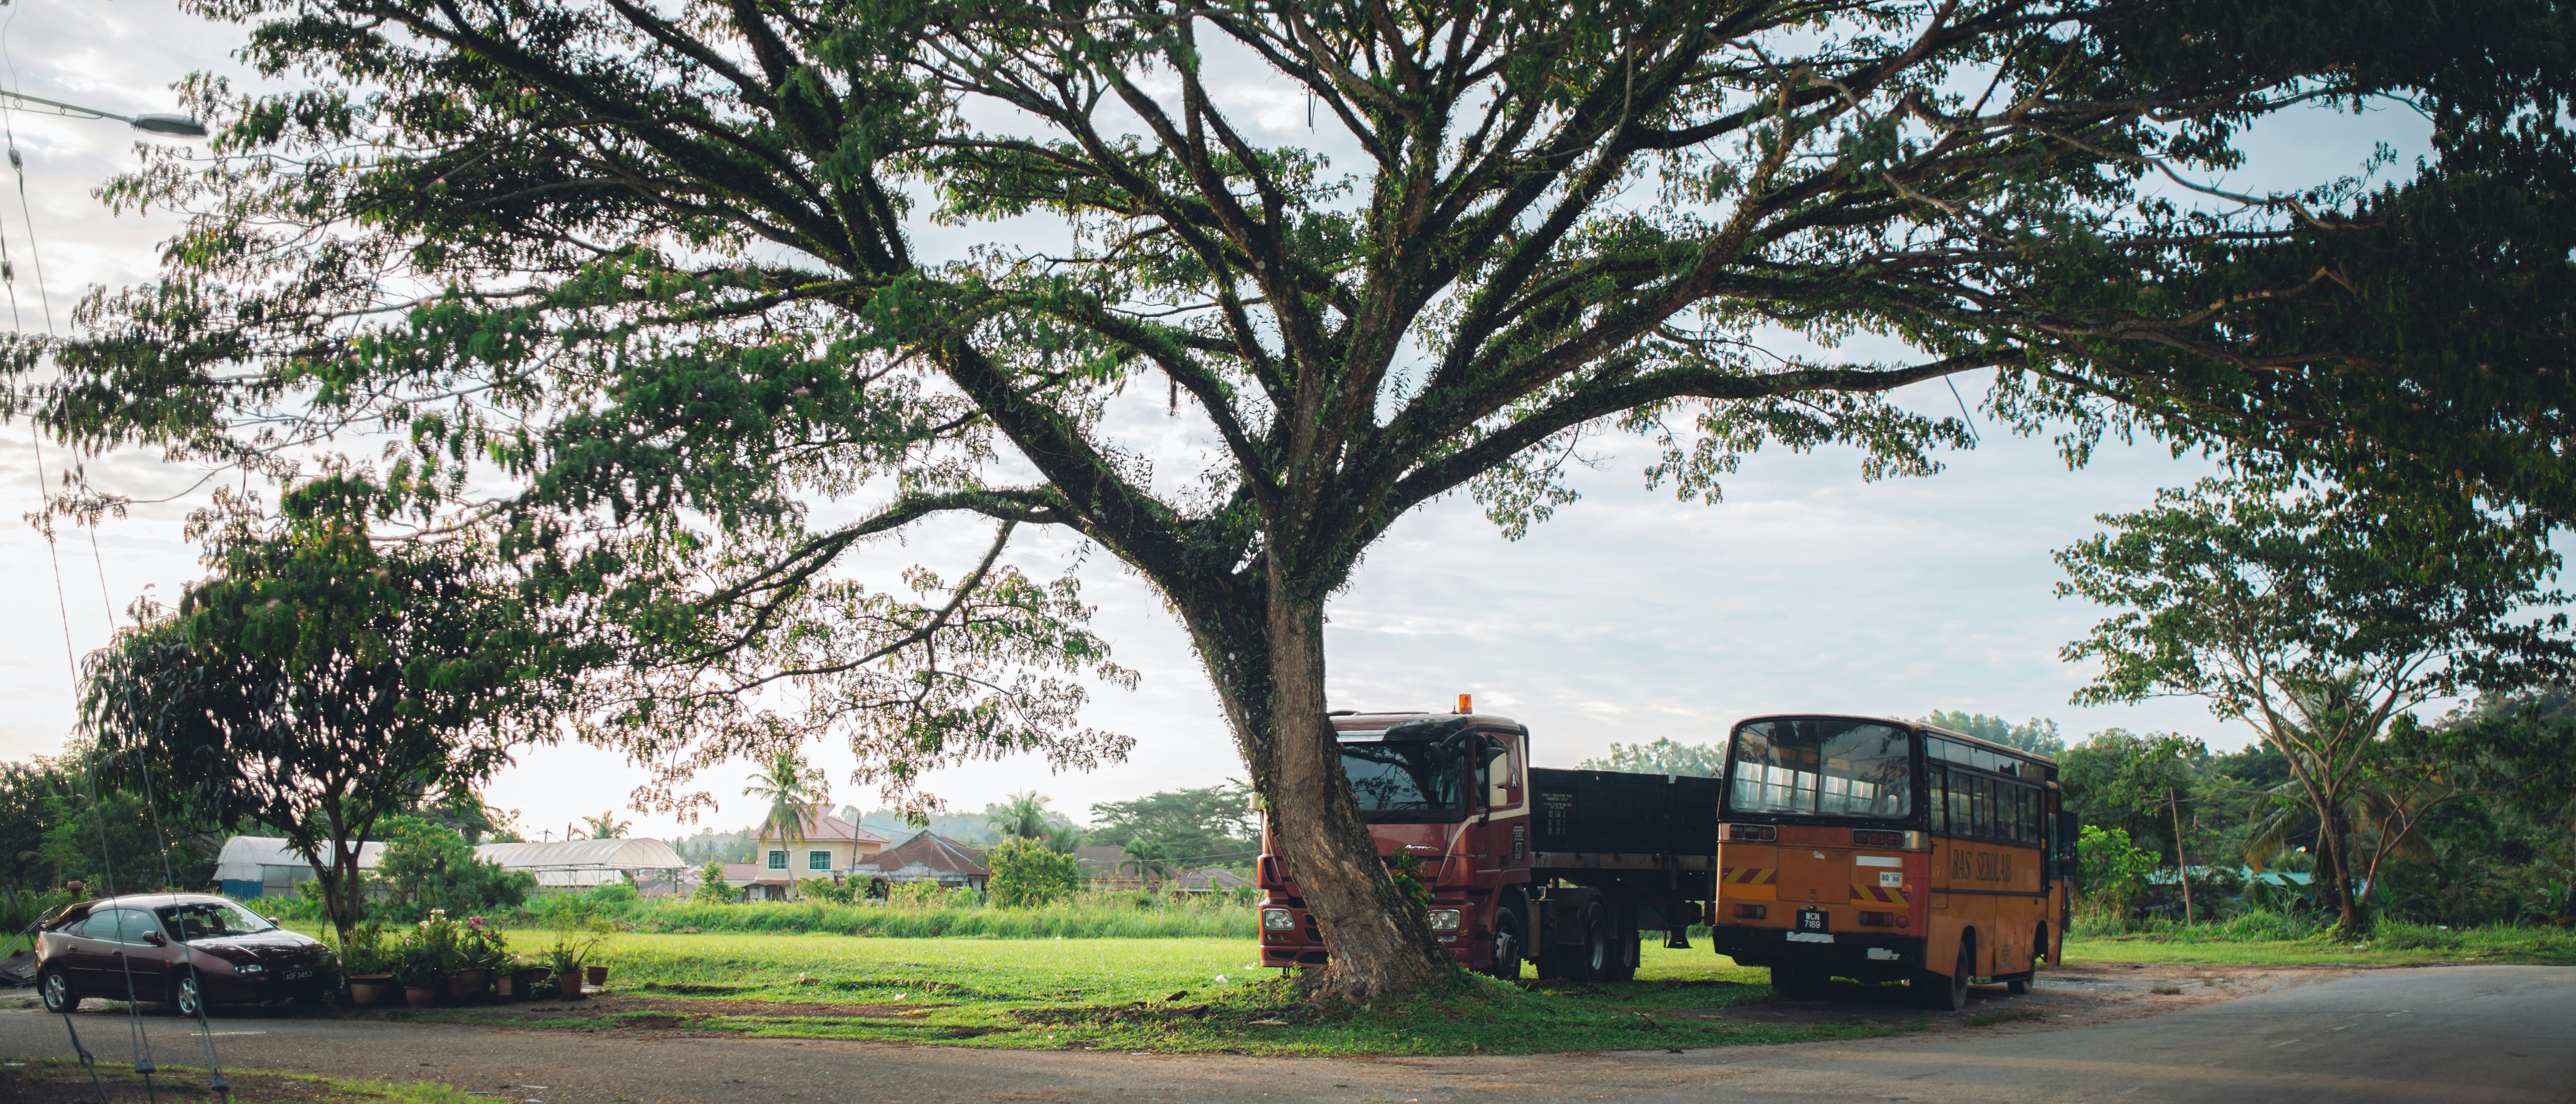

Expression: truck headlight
xmin=1426 ymin=908 xmax=1462 ymax=933
xmin=1261 ymin=907 xmax=1296 ymax=931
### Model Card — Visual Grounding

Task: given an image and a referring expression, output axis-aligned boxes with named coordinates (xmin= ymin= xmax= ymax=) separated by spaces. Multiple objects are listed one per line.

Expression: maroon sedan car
xmin=36 ymin=894 xmax=331 ymax=1015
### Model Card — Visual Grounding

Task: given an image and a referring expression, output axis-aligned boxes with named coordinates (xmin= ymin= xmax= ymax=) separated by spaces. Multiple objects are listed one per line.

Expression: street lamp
xmin=0 ymin=88 xmax=207 ymax=138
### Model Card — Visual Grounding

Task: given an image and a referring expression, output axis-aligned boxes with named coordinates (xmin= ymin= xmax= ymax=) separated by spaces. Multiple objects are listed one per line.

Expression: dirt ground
xmin=1687 ymin=959 xmax=2353 ymax=1029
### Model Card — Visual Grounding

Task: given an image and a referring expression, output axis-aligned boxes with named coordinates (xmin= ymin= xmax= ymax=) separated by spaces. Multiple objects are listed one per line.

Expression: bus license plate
xmin=1796 ymin=909 xmax=1827 ymax=932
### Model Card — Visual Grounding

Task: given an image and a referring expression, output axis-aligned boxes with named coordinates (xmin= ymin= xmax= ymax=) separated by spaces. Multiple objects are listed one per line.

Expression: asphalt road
xmin=3 ymin=966 xmax=2568 ymax=1103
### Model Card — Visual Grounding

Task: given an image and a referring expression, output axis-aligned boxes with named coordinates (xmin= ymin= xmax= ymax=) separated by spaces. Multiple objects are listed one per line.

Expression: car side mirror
xmin=141 ymin=931 xmax=167 ymax=947
xmin=265 ymin=916 xmax=282 ymax=926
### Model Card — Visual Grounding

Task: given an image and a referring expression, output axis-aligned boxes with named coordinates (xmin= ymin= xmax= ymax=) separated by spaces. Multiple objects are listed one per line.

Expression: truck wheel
xmin=1916 ymin=933 xmax=1972 ymax=1011
xmin=1574 ymin=901 xmax=1614 ymax=983
xmin=1487 ymin=900 xmax=1527 ymax=981
xmin=1604 ymin=902 xmax=1639 ymax=983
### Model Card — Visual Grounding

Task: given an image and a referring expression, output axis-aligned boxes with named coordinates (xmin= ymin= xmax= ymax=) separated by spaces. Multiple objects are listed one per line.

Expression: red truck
xmin=1256 ymin=707 xmax=1716 ymax=980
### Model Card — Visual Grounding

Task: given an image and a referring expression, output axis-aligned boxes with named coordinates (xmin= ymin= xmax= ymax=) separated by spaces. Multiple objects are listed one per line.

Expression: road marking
xmin=2269 ymin=1040 xmax=2300 ymax=1048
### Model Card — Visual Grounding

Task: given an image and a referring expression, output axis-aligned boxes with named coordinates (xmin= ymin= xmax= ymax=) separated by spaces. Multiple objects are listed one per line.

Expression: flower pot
xmin=403 ymin=986 xmax=438 ymax=1009
xmin=555 ymin=971 xmax=586 ymax=1000
xmin=348 ymin=981 xmax=391 ymax=1006
xmin=493 ymin=973 xmax=516 ymax=1001
xmin=447 ymin=968 xmax=490 ymax=1000
xmin=585 ymin=965 xmax=609 ymax=986
xmin=515 ymin=967 xmax=551 ymax=995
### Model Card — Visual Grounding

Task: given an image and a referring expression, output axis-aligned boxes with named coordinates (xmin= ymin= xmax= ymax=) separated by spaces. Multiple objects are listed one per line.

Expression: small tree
xmin=987 ymin=839 xmax=1081 ymax=908
xmin=692 ymin=860 xmax=736 ymax=905
xmin=376 ymin=817 xmax=537 ymax=922
xmin=82 ymin=479 xmax=549 ymax=948
xmin=2076 ymin=825 xmax=2160 ymax=922
xmin=2059 ymin=479 xmax=2573 ymax=931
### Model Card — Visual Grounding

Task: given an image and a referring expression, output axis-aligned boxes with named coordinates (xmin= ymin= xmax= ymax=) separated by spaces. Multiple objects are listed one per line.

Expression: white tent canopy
xmin=475 ymin=839 xmax=688 ymax=891
xmin=213 ymin=836 xmax=385 ymax=882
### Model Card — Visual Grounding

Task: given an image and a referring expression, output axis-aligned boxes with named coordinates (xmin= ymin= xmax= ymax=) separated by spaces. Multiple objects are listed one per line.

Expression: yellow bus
xmin=1706 ymin=715 xmax=2073 ymax=1009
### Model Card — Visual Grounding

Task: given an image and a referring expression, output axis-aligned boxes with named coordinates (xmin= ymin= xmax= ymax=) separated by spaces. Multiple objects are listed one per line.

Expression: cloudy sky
xmin=0 ymin=1 xmax=2434 ymax=841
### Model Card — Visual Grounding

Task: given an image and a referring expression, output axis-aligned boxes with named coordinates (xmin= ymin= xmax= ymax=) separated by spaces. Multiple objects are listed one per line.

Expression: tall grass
xmin=525 ymin=889 xmax=1256 ymax=939
xmin=2069 ymin=908 xmax=2576 ymax=962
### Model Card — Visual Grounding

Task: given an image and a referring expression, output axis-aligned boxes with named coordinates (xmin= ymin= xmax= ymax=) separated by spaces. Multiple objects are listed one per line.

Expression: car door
xmin=97 ymin=908 xmax=171 ymax=1001
xmin=55 ymin=910 xmax=117 ymax=992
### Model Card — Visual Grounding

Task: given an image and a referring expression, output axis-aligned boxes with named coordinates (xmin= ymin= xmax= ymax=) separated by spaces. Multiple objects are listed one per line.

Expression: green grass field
xmin=407 ymin=933 xmax=1897 ymax=1055
xmin=358 ymin=918 xmax=2575 ymax=1057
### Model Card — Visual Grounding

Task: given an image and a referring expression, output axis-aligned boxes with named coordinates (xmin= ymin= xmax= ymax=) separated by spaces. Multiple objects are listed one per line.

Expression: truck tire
xmin=1916 ymin=931 xmax=1972 ymax=1011
xmin=1572 ymin=900 xmax=1614 ymax=983
xmin=1487 ymin=897 xmax=1528 ymax=981
xmin=1604 ymin=901 xmax=1639 ymax=983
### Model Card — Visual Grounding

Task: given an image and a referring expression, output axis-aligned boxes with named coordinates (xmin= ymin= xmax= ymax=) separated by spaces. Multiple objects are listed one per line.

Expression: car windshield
xmin=1342 ymin=741 xmax=1467 ymax=820
xmin=155 ymin=900 xmax=274 ymax=941
xmin=1726 ymin=718 xmax=1914 ymax=820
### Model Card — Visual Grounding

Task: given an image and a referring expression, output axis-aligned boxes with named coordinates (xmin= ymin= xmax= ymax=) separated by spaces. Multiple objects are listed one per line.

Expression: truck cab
xmin=1256 ymin=708 xmax=1713 ymax=981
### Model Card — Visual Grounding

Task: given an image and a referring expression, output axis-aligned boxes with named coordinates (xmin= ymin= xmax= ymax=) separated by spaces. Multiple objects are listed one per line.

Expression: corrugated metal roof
xmin=474 ymin=838 xmax=687 ymax=870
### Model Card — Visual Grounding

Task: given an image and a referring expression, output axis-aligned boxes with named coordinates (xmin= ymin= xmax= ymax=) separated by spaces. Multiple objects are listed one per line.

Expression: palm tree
xmin=580 ymin=810 xmax=633 ymax=841
xmin=1120 ymin=836 xmax=1180 ymax=897
xmin=985 ymin=791 xmax=1052 ymax=843
xmin=744 ymin=750 xmax=827 ymax=901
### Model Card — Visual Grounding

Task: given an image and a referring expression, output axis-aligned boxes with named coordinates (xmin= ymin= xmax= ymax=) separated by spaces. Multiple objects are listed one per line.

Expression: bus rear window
xmin=1725 ymin=719 xmax=1912 ymax=820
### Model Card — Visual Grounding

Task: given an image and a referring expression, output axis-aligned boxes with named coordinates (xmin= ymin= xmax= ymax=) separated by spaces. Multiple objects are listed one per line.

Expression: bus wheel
xmin=1917 ymin=933 xmax=1971 ymax=1011
xmin=1771 ymin=965 xmax=1826 ymax=999
xmin=1488 ymin=897 xmax=1527 ymax=981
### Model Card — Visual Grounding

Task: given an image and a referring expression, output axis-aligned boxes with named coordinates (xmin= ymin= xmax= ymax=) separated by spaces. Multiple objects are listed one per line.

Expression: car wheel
xmin=1487 ymin=898 xmax=1526 ymax=981
xmin=170 ymin=974 xmax=204 ymax=1019
xmin=39 ymin=965 xmax=78 ymax=1014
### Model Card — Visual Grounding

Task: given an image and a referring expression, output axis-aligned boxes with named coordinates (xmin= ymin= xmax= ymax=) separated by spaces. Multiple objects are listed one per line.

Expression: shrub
xmin=375 ymin=817 xmax=537 ymax=923
xmin=988 ymin=839 xmax=1081 ymax=907
xmin=2078 ymin=825 xmax=2159 ymax=916
xmin=692 ymin=861 xmax=735 ymax=905
xmin=797 ymin=877 xmax=861 ymax=905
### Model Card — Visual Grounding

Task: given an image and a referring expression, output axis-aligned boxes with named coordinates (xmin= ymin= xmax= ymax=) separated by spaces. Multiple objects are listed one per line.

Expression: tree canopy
xmin=16 ymin=0 xmax=2576 ymax=996
xmin=79 ymin=478 xmax=549 ymax=943
xmin=2057 ymin=477 xmax=2573 ymax=928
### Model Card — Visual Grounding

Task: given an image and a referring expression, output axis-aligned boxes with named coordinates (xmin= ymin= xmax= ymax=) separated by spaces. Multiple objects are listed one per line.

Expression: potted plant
xmin=449 ymin=916 xmax=506 ymax=1000
xmin=337 ymin=920 xmax=396 ymax=1005
xmin=396 ymin=948 xmax=444 ymax=1009
xmin=541 ymin=927 xmax=602 ymax=1000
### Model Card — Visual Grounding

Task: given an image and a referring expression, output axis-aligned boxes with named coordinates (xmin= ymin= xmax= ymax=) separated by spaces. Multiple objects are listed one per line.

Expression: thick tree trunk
xmin=1185 ymin=594 xmax=1453 ymax=1002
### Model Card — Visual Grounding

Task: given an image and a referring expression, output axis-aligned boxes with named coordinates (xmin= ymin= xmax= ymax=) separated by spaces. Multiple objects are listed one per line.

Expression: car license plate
xmin=1797 ymin=908 xmax=1827 ymax=932
xmin=283 ymin=969 xmax=314 ymax=981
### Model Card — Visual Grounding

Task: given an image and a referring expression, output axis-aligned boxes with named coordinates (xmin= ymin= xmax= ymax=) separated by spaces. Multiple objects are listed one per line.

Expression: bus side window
xmin=1949 ymin=773 xmax=1972 ymax=838
xmin=1972 ymin=777 xmax=1994 ymax=839
xmin=1927 ymin=765 xmax=1947 ymax=833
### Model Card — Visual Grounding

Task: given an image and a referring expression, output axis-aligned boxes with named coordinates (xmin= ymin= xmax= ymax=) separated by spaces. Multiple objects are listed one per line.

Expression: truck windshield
xmin=1342 ymin=742 xmax=1467 ymax=822
xmin=1725 ymin=718 xmax=1913 ymax=820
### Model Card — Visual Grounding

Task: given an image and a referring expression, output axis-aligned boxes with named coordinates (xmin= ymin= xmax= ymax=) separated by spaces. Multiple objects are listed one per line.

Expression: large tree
xmin=2057 ymin=478 xmax=2572 ymax=930
xmin=13 ymin=0 xmax=2576 ymax=996
xmin=80 ymin=477 xmax=548 ymax=947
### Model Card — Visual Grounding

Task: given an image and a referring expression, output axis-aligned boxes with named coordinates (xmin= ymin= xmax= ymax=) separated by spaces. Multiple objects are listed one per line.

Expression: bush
xmin=376 ymin=817 xmax=536 ymax=923
xmin=797 ymin=877 xmax=861 ymax=905
xmin=692 ymin=861 xmax=734 ymax=905
xmin=988 ymin=839 xmax=1082 ymax=908
xmin=2078 ymin=824 xmax=2159 ymax=916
